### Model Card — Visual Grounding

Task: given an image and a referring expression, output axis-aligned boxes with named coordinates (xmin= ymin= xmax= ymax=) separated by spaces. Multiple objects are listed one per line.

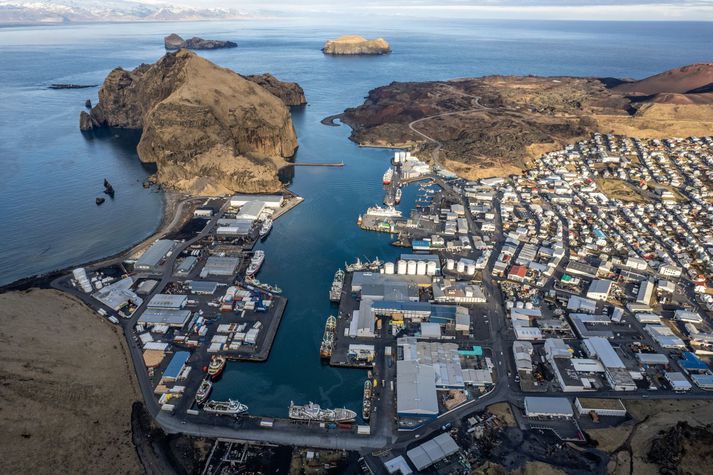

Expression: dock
xmin=283 ymin=162 xmax=344 ymax=167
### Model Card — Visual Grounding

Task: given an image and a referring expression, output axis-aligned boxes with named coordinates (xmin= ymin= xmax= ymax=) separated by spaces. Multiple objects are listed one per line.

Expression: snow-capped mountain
xmin=0 ymin=0 xmax=250 ymax=24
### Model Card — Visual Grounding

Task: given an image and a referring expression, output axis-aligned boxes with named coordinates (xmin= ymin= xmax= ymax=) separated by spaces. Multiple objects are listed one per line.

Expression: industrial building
xmin=135 ymin=239 xmax=176 ymax=272
xmin=396 ymin=359 xmax=439 ymax=418
xmin=93 ymin=276 xmax=141 ymax=311
xmin=147 ymin=294 xmax=187 ymax=309
xmin=586 ymin=279 xmax=613 ymax=301
xmin=574 ymin=398 xmax=627 ymax=417
xmin=406 ymin=433 xmax=460 ymax=471
xmin=524 ymin=397 xmax=574 ymax=418
xmin=161 ymin=351 xmax=190 ymax=383
xmin=236 ymin=201 xmax=266 ymax=221
xmin=229 ymin=194 xmax=283 ymax=208
xmin=200 ymin=256 xmax=240 ymax=278
xmin=636 ymin=281 xmax=655 ymax=305
xmin=138 ymin=308 xmax=192 ymax=328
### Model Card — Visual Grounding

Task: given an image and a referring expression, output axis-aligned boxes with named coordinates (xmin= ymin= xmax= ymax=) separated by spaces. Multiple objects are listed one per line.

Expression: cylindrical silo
xmin=385 ymin=262 xmax=395 ymax=274
xmin=525 ymin=302 xmax=533 ymax=309
xmin=446 ymin=259 xmax=455 ymax=271
xmin=456 ymin=260 xmax=466 ymax=273
xmin=466 ymin=264 xmax=476 ymax=275
xmin=416 ymin=261 xmax=427 ymax=275
xmin=426 ymin=261 xmax=437 ymax=276
xmin=407 ymin=260 xmax=417 ymax=275
xmin=397 ymin=260 xmax=407 ymax=275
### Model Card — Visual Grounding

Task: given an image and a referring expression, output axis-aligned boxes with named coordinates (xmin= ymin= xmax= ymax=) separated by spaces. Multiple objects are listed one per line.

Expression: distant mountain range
xmin=0 ymin=0 xmax=251 ymax=24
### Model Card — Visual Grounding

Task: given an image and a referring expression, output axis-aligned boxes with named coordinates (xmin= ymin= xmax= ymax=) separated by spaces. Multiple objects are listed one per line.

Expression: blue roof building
xmin=680 ymin=352 xmax=709 ymax=373
xmin=162 ymin=351 xmax=190 ymax=381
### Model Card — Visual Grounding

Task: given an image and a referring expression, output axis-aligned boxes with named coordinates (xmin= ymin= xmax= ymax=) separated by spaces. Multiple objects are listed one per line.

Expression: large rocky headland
xmin=80 ymin=50 xmax=300 ymax=195
xmin=322 ymin=35 xmax=391 ymax=55
xmin=243 ymin=73 xmax=307 ymax=106
xmin=339 ymin=62 xmax=713 ymax=179
xmin=164 ymin=33 xmax=237 ymax=50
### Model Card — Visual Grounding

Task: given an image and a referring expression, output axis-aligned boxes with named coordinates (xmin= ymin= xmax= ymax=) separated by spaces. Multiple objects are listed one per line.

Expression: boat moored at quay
xmin=203 ymin=399 xmax=249 ymax=416
xmin=288 ymin=401 xmax=357 ymax=423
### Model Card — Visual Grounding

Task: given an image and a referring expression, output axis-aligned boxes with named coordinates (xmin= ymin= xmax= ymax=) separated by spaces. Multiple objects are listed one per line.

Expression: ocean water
xmin=1 ymin=17 xmax=711 ymax=416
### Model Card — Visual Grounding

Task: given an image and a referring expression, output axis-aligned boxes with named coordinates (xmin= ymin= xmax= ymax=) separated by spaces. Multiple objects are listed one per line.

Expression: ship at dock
xmin=329 ymin=269 xmax=345 ymax=302
xmin=195 ymin=379 xmax=212 ymax=405
xmin=366 ymin=205 xmax=401 ymax=218
xmin=259 ymin=218 xmax=272 ymax=238
xmin=383 ymin=167 xmax=394 ymax=185
xmin=289 ymin=401 xmax=356 ymax=422
xmin=246 ymin=250 xmax=265 ymax=276
xmin=345 ymin=257 xmax=383 ymax=272
xmin=395 ymin=187 xmax=402 ymax=204
xmin=203 ymin=399 xmax=248 ymax=416
xmin=362 ymin=379 xmax=372 ymax=420
xmin=207 ymin=355 xmax=226 ymax=380
xmin=320 ymin=315 xmax=336 ymax=359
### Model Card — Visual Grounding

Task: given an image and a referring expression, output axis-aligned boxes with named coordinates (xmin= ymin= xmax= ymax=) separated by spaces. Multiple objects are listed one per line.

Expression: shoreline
xmin=0 ymin=190 xmax=198 ymax=292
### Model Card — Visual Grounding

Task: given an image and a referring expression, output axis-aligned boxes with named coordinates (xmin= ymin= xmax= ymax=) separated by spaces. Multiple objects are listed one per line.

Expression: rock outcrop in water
xmin=244 ymin=73 xmax=307 ymax=106
xmin=164 ymin=33 xmax=237 ymax=50
xmin=322 ymin=35 xmax=390 ymax=55
xmin=79 ymin=50 xmax=298 ymax=195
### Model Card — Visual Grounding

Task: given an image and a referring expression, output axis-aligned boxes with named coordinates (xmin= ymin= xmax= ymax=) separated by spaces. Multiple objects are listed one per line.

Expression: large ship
xmin=259 ymin=219 xmax=273 ymax=238
xmin=383 ymin=168 xmax=394 ymax=185
xmin=207 ymin=355 xmax=226 ymax=380
xmin=345 ymin=257 xmax=383 ymax=272
xmin=329 ymin=269 xmax=345 ymax=302
xmin=246 ymin=250 xmax=265 ymax=277
xmin=320 ymin=315 xmax=337 ymax=359
xmin=366 ymin=205 xmax=402 ymax=218
xmin=288 ymin=401 xmax=357 ymax=423
xmin=195 ymin=379 xmax=212 ymax=405
xmin=204 ymin=399 xmax=248 ymax=416
xmin=362 ymin=379 xmax=372 ymax=421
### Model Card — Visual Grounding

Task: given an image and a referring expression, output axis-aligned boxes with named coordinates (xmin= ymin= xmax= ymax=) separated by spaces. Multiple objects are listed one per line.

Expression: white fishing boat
xmin=203 ymin=399 xmax=248 ymax=416
xmin=366 ymin=205 xmax=402 ymax=218
xmin=259 ymin=218 xmax=273 ymax=238
xmin=246 ymin=250 xmax=265 ymax=276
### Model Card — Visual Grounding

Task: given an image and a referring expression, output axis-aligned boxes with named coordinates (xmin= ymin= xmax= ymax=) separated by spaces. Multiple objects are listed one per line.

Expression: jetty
xmin=284 ymin=162 xmax=344 ymax=167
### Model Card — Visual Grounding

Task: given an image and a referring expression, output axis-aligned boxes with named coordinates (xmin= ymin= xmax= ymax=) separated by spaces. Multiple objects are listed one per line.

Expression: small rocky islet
xmin=321 ymin=35 xmax=391 ymax=55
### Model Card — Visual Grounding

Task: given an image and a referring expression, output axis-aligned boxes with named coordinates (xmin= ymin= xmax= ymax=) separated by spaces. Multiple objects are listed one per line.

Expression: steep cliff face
xmin=244 ymin=73 xmax=307 ymax=106
xmin=80 ymin=50 xmax=298 ymax=195
xmin=322 ymin=35 xmax=391 ymax=55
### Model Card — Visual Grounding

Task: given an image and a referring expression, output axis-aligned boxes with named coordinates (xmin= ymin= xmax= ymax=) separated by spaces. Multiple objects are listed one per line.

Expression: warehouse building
xmin=574 ymin=398 xmax=626 ymax=417
xmin=524 ymin=397 xmax=574 ymax=418
xmin=93 ymin=276 xmax=142 ymax=311
xmin=396 ymin=359 xmax=439 ymax=418
xmin=636 ymin=281 xmax=655 ymax=305
xmin=175 ymin=256 xmax=198 ymax=276
xmin=586 ymin=279 xmax=613 ymax=301
xmin=138 ymin=308 xmax=192 ymax=328
xmin=135 ymin=239 xmax=176 ymax=272
xmin=665 ymin=371 xmax=693 ymax=391
xmin=216 ymin=219 xmax=253 ymax=237
xmin=147 ymin=294 xmax=187 ymax=309
xmin=236 ymin=201 xmax=266 ymax=221
xmin=513 ymin=341 xmax=534 ymax=374
xmin=229 ymin=194 xmax=283 ymax=208
xmin=583 ymin=337 xmax=636 ymax=391
xmin=406 ymin=433 xmax=460 ymax=472
xmin=160 ymin=351 xmax=190 ymax=383
xmin=200 ymin=256 xmax=240 ymax=277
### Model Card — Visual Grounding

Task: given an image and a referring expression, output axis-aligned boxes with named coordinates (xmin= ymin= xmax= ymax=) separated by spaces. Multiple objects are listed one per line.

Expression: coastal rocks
xmin=244 ymin=73 xmax=307 ymax=106
xmin=322 ymin=35 xmax=390 ymax=55
xmin=85 ymin=99 xmax=92 ymax=108
xmin=164 ymin=33 xmax=237 ymax=50
xmin=80 ymin=50 xmax=298 ymax=195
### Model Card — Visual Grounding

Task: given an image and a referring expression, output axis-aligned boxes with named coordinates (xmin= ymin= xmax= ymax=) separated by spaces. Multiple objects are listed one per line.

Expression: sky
xmin=170 ymin=0 xmax=713 ymax=21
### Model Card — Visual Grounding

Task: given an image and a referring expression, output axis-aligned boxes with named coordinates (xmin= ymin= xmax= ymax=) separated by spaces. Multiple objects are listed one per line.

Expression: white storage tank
xmin=516 ymin=301 xmax=524 ymax=309
xmin=407 ymin=260 xmax=417 ymax=275
xmin=506 ymin=300 xmax=514 ymax=310
xmin=416 ymin=261 xmax=427 ymax=275
xmin=446 ymin=259 xmax=455 ymax=271
xmin=426 ymin=261 xmax=437 ymax=276
xmin=525 ymin=302 xmax=533 ymax=309
xmin=397 ymin=260 xmax=408 ymax=275
xmin=466 ymin=264 xmax=476 ymax=275
xmin=456 ymin=260 xmax=466 ymax=273
xmin=384 ymin=262 xmax=395 ymax=275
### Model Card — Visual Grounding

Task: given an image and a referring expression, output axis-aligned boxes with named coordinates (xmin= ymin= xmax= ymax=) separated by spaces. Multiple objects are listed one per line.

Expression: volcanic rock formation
xmin=244 ymin=73 xmax=307 ymax=106
xmin=322 ymin=35 xmax=391 ymax=55
xmin=80 ymin=50 xmax=298 ymax=194
xmin=164 ymin=33 xmax=237 ymax=50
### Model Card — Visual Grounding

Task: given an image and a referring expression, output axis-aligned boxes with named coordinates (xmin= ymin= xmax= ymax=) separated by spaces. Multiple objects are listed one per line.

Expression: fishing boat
xmin=289 ymin=401 xmax=357 ymax=422
xmin=245 ymin=277 xmax=282 ymax=294
xmin=366 ymin=205 xmax=401 ymax=218
xmin=207 ymin=355 xmax=226 ymax=380
xmin=195 ymin=379 xmax=212 ymax=405
xmin=345 ymin=257 xmax=383 ymax=272
xmin=95 ymin=197 xmax=105 ymax=205
xmin=203 ymin=399 xmax=248 ymax=416
xmin=362 ymin=379 xmax=372 ymax=420
xmin=246 ymin=250 xmax=265 ymax=276
xmin=259 ymin=218 xmax=273 ymax=238
xmin=320 ymin=315 xmax=337 ymax=359
xmin=329 ymin=269 xmax=345 ymax=302
xmin=383 ymin=167 xmax=394 ymax=185
xmin=395 ymin=188 xmax=402 ymax=204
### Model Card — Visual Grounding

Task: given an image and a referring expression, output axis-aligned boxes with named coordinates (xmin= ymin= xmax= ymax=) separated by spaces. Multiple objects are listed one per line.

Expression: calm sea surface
xmin=0 ymin=17 xmax=710 ymax=416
